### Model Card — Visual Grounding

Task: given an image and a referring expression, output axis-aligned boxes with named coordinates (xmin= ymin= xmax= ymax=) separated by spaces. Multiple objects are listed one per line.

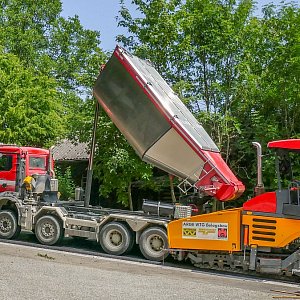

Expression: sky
xmin=60 ymin=0 xmax=289 ymax=52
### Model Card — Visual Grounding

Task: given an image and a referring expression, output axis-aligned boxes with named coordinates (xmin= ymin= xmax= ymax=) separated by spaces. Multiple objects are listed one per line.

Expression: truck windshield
xmin=0 ymin=154 xmax=12 ymax=171
xmin=29 ymin=156 xmax=46 ymax=170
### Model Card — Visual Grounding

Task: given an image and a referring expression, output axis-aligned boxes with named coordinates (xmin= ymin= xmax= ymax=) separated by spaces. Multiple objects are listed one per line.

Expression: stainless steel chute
xmin=93 ymin=46 xmax=245 ymax=201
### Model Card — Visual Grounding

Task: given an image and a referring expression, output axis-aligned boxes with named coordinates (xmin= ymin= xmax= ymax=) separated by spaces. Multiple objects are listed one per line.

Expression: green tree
xmin=0 ymin=0 xmax=107 ymax=145
xmin=118 ymin=0 xmax=254 ymax=156
xmin=55 ymin=166 xmax=76 ymax=200
xmin=117 ymin=0 xmax=254 ymax=189
xmin=231 ymin=3 xmax=300 ymax=192
xmin=117 ymin=0 xmax=300 ymax=201
xmin=0 ymin=50 xmax=65 ymax=146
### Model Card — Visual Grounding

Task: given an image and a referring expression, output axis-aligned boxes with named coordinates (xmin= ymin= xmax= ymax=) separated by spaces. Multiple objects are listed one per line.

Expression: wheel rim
xmin=40 ymin=221 xmax=56 ymax=239
xmin=145 ymin=234 xmax=165 ymax=257
xmin=107 ymin=229 xmax=123 ymax=248
xmin=0 ymin=216 xmax=12 ymax=234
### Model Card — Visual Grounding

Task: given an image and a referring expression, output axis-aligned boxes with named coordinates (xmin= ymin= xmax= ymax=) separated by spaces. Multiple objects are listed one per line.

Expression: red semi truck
xmin=0 ymin=143 xmax=190 ymax=260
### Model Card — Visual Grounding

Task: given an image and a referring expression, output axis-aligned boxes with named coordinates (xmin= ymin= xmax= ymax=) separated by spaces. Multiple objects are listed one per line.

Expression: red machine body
xmin=268 ymin=139 xmax=300 ymax=150
xmin=0 ymin=145 xmax=52 ymax=192
xmin=243 ymin=139 xmax=300 ymax=214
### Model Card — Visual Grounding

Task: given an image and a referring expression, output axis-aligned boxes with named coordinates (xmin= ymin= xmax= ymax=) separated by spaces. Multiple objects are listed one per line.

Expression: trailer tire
xmin=35 ymin=215 xmax=63 ymax=246
xmin=99 ymin=222 xmax=133 ymax=256
xmin=0 ymin=210 xmax=21 ymax=239
xmin=139 ymin=227 xmax=169 ymax=261
xmin=126 ymin=231 xmax=135 ymax=254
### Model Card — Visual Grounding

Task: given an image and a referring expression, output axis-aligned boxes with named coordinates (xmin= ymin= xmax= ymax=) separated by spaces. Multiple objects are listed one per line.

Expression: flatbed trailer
xmin=0 ymin=191 xmax=190 ymax=261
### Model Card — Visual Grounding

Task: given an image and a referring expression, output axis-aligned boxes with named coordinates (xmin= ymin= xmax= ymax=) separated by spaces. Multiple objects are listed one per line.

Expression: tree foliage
xmin=117 ymin=0 xmax=300 ymax=199
xmin=55 ymin=165 xmax=76 ymax=200
xmin=0 ymin=50 xmax=65 ymax=146
xmin=0 ymin=0 xmax=107 ymax=147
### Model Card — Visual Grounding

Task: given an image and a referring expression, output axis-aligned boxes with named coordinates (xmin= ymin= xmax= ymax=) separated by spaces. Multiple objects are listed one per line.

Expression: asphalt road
xmin=0 ymin=242 xmax=299 ymax=300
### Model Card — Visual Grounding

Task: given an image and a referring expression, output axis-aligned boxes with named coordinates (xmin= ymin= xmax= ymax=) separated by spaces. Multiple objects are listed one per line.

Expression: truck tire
xmin=139 ymin=226 xmax=169 ymax=261
xmin=35 ymin=215 xmax=63 ymax=246
xmin=99 ymin=222 xmax=133 ymax=256
xmin=126 ymin=231 xmax=136 ymax=254
xmin=0 ymin=210 xmax=21 ymax=239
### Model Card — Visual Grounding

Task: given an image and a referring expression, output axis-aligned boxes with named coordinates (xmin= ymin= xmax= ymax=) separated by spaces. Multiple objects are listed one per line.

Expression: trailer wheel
xmin=126 ymin=231 xmax=135 ymax=254
xmin=99 ymin=222 xmax=133 ymax=256
xmin=139 ymin=227 xmax=168 ymax=261
xmin=0 ymin=210 xmax=21 ymax=239
xmin=35 ymin=215 xmax=63 ymax=246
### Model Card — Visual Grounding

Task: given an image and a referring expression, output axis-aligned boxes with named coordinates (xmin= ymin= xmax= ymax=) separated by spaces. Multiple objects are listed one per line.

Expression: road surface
xmin=0 ymin=242 xmax=298 ymax=300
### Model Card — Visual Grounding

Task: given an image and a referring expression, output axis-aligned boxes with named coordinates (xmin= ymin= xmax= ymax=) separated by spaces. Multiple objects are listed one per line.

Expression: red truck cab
xmin=0 ymin=145 xmax=52 ymax=193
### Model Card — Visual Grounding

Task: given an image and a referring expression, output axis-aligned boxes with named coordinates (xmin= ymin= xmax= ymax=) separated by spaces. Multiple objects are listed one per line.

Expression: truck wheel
xmin=126 ymin=231 xmax=135 ymax=254
xmin=139 ymin=227 xmax=169 ymax=261
xmin=35 ymin=215 xmax=63 ymax=246
xmin=99 ymin=222 xmax=133 ymax=256
xmin=0 ymin=210 xmax=21 ymax=239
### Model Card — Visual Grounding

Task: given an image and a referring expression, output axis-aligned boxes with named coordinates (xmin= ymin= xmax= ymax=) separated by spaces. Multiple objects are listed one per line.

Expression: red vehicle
xmin=0 ymin=145 xmax=52 ymax=193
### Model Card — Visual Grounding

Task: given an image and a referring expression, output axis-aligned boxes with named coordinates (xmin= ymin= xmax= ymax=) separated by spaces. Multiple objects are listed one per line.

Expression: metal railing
xmin=177 ymin=160 xmax=217 ymax=195
xmin=288 ymin=180 xmax=300 ymax=205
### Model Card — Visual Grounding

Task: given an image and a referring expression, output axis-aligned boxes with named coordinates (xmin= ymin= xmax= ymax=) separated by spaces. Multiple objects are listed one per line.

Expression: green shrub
xmin=55 ymin=166 xmax=75 ymax=200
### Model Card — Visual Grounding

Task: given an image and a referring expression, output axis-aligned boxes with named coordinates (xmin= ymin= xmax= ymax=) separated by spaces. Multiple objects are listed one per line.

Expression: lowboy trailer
xmin=0 ymin=190 xmax=189 ymax=260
